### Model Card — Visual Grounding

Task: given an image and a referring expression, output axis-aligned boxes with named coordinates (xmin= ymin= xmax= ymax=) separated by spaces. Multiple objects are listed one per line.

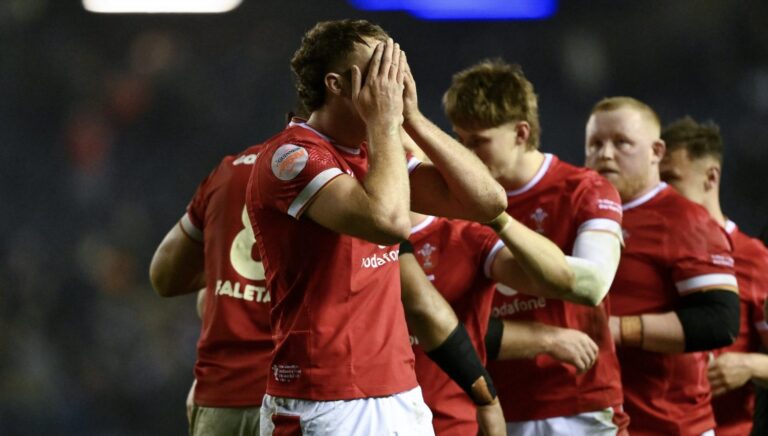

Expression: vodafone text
xmin=214 ymin=279 xmax=270 ymax=303
xmin=360 ymin=249 xmax=400 ymax=269
xmin=492 ymin=297 xmax=547 ymax=317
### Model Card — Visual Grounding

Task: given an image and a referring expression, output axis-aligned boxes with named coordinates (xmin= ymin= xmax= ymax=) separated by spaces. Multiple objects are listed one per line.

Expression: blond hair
xmin=443 ymin=59 xmax=540 ymax=150
xmin=591 ymin=96 xmax=661 ymax=131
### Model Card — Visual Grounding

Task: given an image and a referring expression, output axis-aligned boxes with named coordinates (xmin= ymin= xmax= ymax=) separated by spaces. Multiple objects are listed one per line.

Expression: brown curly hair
xmin=662 ymin=116 xmax=723 ymax=164
xmin=290 ymin=19 xmax=388 ymax=113
xmin=443 ymin=59 xmax=541 ymax=150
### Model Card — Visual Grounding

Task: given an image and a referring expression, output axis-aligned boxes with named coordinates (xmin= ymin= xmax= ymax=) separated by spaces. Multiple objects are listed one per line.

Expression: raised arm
xmin=400 ymin=56 xmax=506 ymax=222
xmin=488 ymin=213 xmax=621 ymax=306
xmin=149 ymin=222 xmax=205 ymax=297
xmin=305 ymin=40 xmax=411 ymax=245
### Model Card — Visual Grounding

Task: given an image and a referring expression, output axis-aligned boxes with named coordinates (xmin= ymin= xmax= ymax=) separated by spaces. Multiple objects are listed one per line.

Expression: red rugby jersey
xmin=246 ymin=120 xmax=420 ymax=400
xmin=611 ymin=183 xmax=738 ymax=436
xmin=487 ymin=154 xmax=625 ymax=422
xmin=712 ymin=220 xmax=768 ymax=436
xmin=181 ymin=144 xmax=273 ymax=407
xmin=408 ymin=216 xmax=504 ymax=436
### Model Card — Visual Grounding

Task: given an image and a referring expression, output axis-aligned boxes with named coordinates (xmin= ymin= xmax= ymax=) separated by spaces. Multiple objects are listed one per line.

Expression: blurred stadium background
xmin=1 ymin=0 xmax=767 ymax=434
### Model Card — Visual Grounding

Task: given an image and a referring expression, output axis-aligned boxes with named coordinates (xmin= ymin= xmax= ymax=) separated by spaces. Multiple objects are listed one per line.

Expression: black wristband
xmin=485 ymin=317 xmax=503 ymax=361
xmin=399 ymin=240 xmax=414 ymax=255
xmin=675 ymin=289 xmax=740 ymax=352
xmin=426 ymin=323 xmax=497 ymax=405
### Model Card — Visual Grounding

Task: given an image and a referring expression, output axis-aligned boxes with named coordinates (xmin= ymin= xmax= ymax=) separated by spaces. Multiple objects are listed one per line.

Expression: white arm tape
xmin=564 ymin=230 xmax=621 ymax=305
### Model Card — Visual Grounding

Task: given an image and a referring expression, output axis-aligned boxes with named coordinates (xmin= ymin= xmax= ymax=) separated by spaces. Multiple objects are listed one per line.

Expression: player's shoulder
xmin=661 ymin=188 xmax=714 ymax=226
xmin=733 ymin=227 xmax=768 ymax=263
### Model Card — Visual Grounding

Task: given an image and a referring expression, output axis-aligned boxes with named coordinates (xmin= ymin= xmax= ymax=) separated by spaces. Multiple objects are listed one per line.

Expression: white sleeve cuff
xmin=675 ymin=274 xmax=739 ymax=296
xmin=287 ymin=168 xmax=344 ymax=218
xmin=180 ymin=213 xmax=203 ymax=242
xmin=484 ymin=240 xmax=506 ymax=279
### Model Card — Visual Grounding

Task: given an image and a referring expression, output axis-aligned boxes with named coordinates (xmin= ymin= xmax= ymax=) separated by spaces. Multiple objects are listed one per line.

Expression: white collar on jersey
xmin=724 ymin=219 xmax=737 ymax=234
xmin=289 ymin=120 xmax=361 ymax=155
xmin=411 ymin=215 xmax=436 ymax=233
xmin=506 ymin=153 xmax=554 ymax=196
xmin=622 ymin=182 xmax=668 ymax=211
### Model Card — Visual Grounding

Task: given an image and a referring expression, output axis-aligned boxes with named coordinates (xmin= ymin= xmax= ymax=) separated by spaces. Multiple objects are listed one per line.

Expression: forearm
xmin=748 ymin=353 xmax=768 ymax=387
xmin=404 ymin=112 xmax=505 ymax=221
xmin=631 ymin=313 xmax=686 ymax=354
xmin=497 ymin=320 xmax=555 ymax=360
xmin=494 ymin=216 xmax=574 ymax=300
xmin=492 ymin=216 xmax=618 ymax=306
xmin=364 ymin=123 xmax=411 ymax=234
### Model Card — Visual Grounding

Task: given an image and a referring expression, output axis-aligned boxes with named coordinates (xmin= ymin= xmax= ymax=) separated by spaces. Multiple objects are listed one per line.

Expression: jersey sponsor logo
xmin=214 ymin=279 xmax=270 ymax=303
xmin=272 ymin=363 xmax=301 ymax=383
xmin=232 ymin=153 xmax=258 ymax=166
xmin=417 ymin=242 xmax=437 ymax=270
xmin=492 ymin=297 xmax=547 ymax=317
xmin=530 ymin=207 xmax=548 ymax=233
xmin=361 ymin=248 xmax=400 ymax=268
xmin=271 ymin=144 xmax=308 ymax=181
xmin=597 ymin=198 xmax=623 ymax=215
xmin=710 ymin=254 xmax=734 ymax=267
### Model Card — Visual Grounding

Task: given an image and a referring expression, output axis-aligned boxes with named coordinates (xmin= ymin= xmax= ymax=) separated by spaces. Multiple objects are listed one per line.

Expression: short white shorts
xmin=259 ymin=386 xmax=434 ymax=436
xmin=505 ymin=407 xmax=621 ymax=436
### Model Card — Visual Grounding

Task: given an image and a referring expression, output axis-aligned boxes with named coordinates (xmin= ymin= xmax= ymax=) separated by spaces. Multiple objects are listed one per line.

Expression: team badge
xmin=417 ymin=242 xmax=438 ymax=271
xmin=271 ymin=144 xmax=308 ymax=181
xmin=531 ymin=207 xmax=548 ymax=233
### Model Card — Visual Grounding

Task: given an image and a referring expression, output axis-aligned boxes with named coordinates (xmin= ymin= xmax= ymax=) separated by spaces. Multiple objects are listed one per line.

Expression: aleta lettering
xmin=215 ymin=279 xmax=270 ymax=303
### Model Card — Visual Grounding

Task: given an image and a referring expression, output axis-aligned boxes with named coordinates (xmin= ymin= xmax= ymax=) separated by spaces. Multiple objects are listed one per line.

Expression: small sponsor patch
xmin=597 ymin=198 xmax=623 ymax=215
xmin=711 ymin=254 xmax=734 ymax=267
xmin=271 ymin=144 xmax=308 ymax=181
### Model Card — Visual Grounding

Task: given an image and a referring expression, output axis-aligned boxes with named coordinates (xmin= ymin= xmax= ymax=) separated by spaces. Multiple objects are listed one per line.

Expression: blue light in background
xmin=348 ymin=0 xmax=558 ymax=20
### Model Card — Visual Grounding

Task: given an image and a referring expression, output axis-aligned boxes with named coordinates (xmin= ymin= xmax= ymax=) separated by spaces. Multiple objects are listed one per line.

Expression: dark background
xmin=1 ymin=0 xmax=767 ymax=434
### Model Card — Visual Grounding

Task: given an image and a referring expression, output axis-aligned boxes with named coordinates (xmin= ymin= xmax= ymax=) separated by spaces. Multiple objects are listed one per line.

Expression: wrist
xmin=619 ymin=315 xmax=644 ymax=348
xmin=486 ymin=212 xmax=512 ymax=234
xmin=403 ymin=109 xmax=425 ymax=129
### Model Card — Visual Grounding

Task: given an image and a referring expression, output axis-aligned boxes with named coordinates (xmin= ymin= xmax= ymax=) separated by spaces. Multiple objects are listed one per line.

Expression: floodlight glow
xmin=83 ymin=0 xmax=242 ymax=13
xmin=348 ymin=0 xmax=557 ymax=20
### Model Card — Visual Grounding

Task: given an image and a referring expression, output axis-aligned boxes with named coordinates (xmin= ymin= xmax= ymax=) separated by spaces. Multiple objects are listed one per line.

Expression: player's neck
xmin=496 ymin=149 xmax=546 ymax=192
xmin=306 ymin=109 xmax=364 ymax=149
xmin=409 ymin=212 xmax=429 ymax=228
xmin=702 ymin=191 xmax=727 ymax=227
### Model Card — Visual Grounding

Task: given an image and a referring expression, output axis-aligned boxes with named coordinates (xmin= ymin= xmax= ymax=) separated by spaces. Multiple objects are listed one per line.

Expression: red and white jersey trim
xmin=484 ymin=240 xmax=506 ymax=278
xmin=724 ymin=219 xmax=737 ymax=234
xmin=180 ymin=213 xmax=203 ymax=242
xmin=407 ymin=156 xmax=422 ymax=173
xmin=411 ymin=215 xmax=436 ymax=234
xmin=506 ymin=153 xmax=553 ymax=196
xmin=675 ymin=273 xmax=739 ymax=295
xmin=287 ymin=168 xmax=344 ymax=218
xmin=622 ymin=182 xmax=668 ymax=211
xmin=577 ymin=218 xmax=624 ymax=244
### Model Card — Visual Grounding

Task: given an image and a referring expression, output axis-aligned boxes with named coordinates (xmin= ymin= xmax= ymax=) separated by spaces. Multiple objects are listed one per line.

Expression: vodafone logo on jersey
xmin=271 ymin=144 xmax=308 ymax=181
xmin=361 ymin=248 xmax=400 ymax=269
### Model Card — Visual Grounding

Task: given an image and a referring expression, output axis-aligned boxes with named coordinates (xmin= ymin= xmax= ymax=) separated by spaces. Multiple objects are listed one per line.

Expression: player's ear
xmin=325 ymin=72 xmax=345 ymax=98
xmin=651 ymin=139 xmax=666 ymax=164
xmin=704 ymin=164 xmax=721 ymax=191
xmin=514 ymin=121 xmax=531 ymax=147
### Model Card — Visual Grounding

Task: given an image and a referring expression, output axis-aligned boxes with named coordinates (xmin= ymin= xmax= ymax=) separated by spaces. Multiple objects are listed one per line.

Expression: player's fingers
xmin=366 ymin=42 xmax=384 ymax=85
xmin=388 ymin=43 xmax=401 ymax=81
xmin=396 ymin=50 xmax=406 ymax=84
xmin=351 ymin=66 xmax=362 ymax=99
xmin=380 ymin=38 xmax=394 ymax=78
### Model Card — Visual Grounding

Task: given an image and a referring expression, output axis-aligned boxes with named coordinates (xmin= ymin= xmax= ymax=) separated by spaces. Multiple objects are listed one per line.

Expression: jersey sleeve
xmin=572 ymin=173 xmax=624 ymax=243
xmin=748 ymin=243 xmax=768 ymax=345
xmin=462 ymin=223 xmax=505 ymax=279
xmin=180 ymin=164 xmax=220 ymax=243
xmin=255 ymin=141 xmax=344 ymax=219
xmin=669 ymin=209 xmax=738 ymax=296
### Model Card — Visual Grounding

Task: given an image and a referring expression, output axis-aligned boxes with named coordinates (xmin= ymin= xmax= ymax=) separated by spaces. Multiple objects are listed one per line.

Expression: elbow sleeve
xmin=484 ymin=317 xmax=503 ymax=361
xmin=675 ymin=290 xmax=740 ymax=352
xmin=565 ymin=230 xmax=621 ymax=306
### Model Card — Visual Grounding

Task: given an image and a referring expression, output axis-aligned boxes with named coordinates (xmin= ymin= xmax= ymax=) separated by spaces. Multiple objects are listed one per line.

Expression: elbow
xmin=149 ymin=268 xmax=173 ymax=298
xmin=476 ymin=188 xmax=508 ymax=222
xmin=373 ymin=213 xmax=412 ymax=245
